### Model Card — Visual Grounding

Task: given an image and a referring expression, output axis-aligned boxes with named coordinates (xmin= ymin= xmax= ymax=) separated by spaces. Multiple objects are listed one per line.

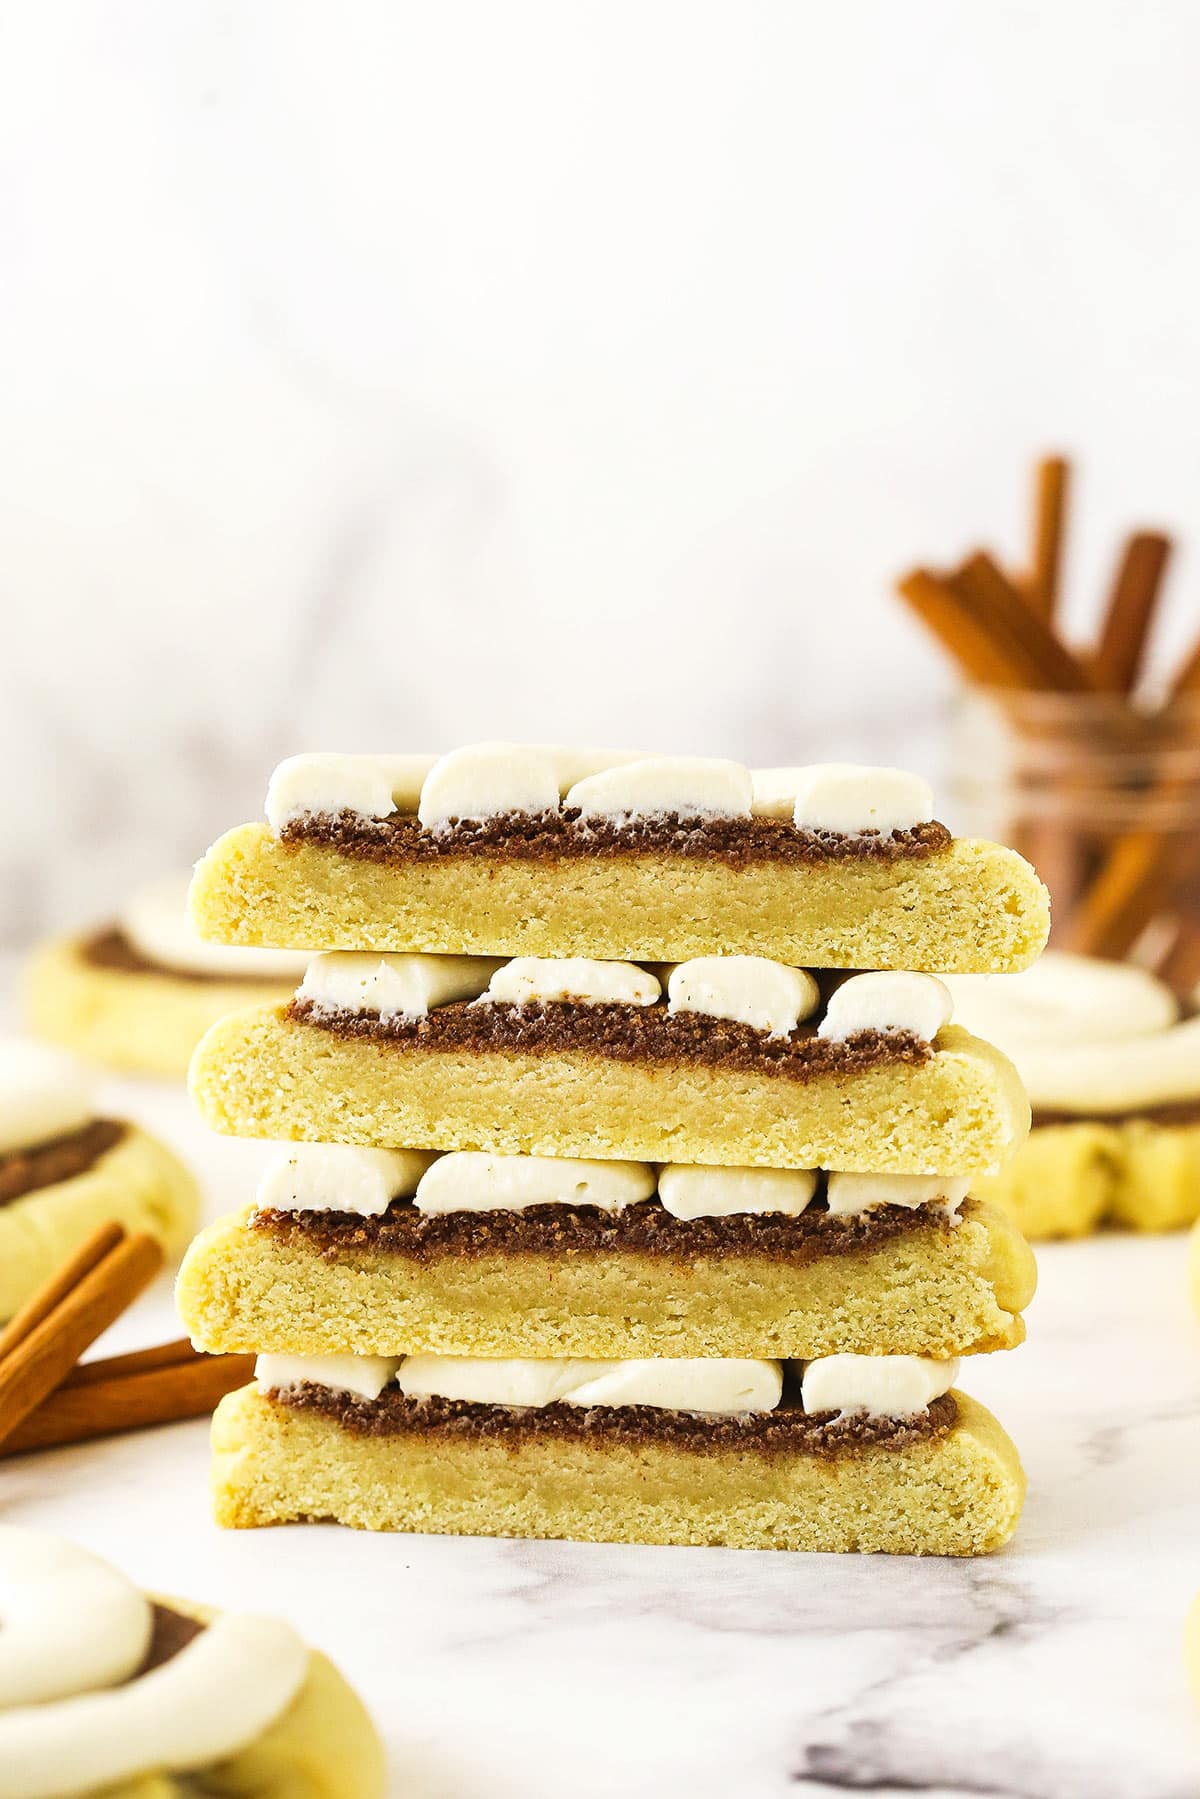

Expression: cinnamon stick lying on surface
xmin=0 ymin=1219 xmax=124 ymax=1361
xmin=0 ymin=1226 xmax=163 ymax=1448
xmin=1093 ymin=532 xmax=1172 ymax=694
xmin=0 ymin=1339 xmax=255 ymax=1457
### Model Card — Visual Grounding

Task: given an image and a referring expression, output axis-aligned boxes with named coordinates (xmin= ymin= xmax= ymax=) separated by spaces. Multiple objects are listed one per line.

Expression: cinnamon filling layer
xmin=133 ymin=1604 xmax=206 ymax=1678
xmin=1033 ymin=1099 xmax=1200 ymax=1129
xmin=269 ymin=1383 xmax=958 ymax=1458
xmin=79 ymin=926 xmax=243 ymax=987
xmin=253 ymin=1193 xmax=950 ymax=1264
xmin=281 ymin=810 xmax=952 ymax=869
xmin=0 ymin=1118 xmax=125 ymax=1208
xmin=288 ymin=998 xmax=930 ymax=1083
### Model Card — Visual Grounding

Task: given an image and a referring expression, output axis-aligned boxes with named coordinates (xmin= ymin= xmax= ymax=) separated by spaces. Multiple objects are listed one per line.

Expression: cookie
xmin=178 ymin=1190 xmax=1035 ymax=1361
xmin=189 ymin=746 xmax=1049 ymax=970
xmin=0 ymin=1527 xmax=384 ymax=1797
xmin=0 ymin=1042 xmax=198 ymax=1318
xmin=947 ymin=951 xmax=1200 ymax=1237
xmin=212 ymin=1368 xmax=1026 ymax=1557
xmin=25 ymin=876 xmax=310 ymax=1078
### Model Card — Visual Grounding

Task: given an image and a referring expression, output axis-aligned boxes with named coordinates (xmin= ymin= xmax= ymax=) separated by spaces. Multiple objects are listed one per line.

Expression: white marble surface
xmin=4 ymin=1046 xmax=1200 ymax=1798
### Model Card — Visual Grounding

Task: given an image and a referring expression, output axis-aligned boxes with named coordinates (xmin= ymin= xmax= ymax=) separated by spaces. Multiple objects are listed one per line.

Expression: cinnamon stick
xmin=0 ymin=1220 xmax=124 ymax=1362
xmin=1027 ymin=455 xmax=1070 ymax=620
xmin=0 ymin=1230 xmax=163 ymax=1448
xmin=0 ymin=1343 xmax=255 ymax=1457
xmin=896 ymin=568 xmax=1036 ymax=688
xmin=952 ymin=552 xmax=1096 ymax=692
xmin=1168 ymin=633 xmax=1200 ymax=704
xmin=1093 ymin=532 xmax=1172 ymax=693
xmin=1065 ymin=830 xmax=1192 ymax=960
xmin=64 ymin=1337 xmax=200 ymax=1386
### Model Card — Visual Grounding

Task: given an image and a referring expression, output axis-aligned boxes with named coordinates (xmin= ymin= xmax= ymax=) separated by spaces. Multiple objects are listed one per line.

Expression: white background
xmin=2 ymin=1 xmax=1200 ymax=938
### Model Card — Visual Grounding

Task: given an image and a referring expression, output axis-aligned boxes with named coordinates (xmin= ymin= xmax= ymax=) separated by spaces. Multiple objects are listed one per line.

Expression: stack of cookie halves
xmin=178 ymin=745 xmax=1048 ymax=1556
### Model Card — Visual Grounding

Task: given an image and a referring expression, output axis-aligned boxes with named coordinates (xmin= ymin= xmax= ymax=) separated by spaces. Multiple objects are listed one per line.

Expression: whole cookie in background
xmin=945 ymin=952 xmax=1200 ymax=1238
xmin=23 ymin=874 xmax=312 ymax=1079
xmin=0 ymin=1039 xmax=197 ymax=1319
xmin=0 ymin=1526 xmax=385 ymax=1797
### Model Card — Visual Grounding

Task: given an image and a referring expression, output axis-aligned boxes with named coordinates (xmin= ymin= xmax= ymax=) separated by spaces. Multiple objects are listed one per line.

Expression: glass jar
xmin=949 ymin=690 xmax=1200 ymax=991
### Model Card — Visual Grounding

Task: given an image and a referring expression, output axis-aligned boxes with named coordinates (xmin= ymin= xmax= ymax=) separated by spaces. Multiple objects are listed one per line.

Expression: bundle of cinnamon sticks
xmin=0 ymin=1221 xmax=253 ymax=1458
xmin=897 ymin=456 xmax=1200 ymax=983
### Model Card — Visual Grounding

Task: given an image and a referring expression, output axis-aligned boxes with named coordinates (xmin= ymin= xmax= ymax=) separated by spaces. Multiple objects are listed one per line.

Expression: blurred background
xmin=3 ymin=1 xmax=1200 ymax=941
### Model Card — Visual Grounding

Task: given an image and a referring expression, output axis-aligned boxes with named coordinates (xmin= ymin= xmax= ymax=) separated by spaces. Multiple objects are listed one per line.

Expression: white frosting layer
xmin=0 ymin=1040 xmax=93 ymax=1159
xmin=297 ymin=950 xmax=499 ymax=1019
xmin=267 ymin=747 xmax=939 ymax=838
xmin=415 ymin=1152 xmax=655 ymax=1215
xmin=396 ymin=1355 xmax=784 ymax=1415
xmin=945 ymin=952 xmax=1178 ymax=1050
xmin=656 ymin=1164 xmax=817 ymax=1219
xmin=1015 ymin=1015 xmax=1200 ymax=1113
xmin=126 ymin=875 xmax=311 ymax=980
xmin=1 ymin=1615 xmax=308 ymax=1799
xmin=800 ymin=1354 xmax=959 ymax=1419
xmin=666 ymin=956 xmax=819 ymax=1037
xmin=0 ymin=1529 xmax=308 ymax=1799
xmin=818 ymin=971 xmax=952 ymax=1043
xmin=944 ymin=951 xmax=1195 ymax=1113
xmin=265 ymin=751 xmax=435 ymax=830
xmin=565 ymin=756 xmax=753 ymax=821
xmin=256 ymin=1143 xmax=433 ymax=1217
xmin=255 ymin=1352 xmax=401 ymax=1401
xmin=481 ymin=957 xmax=660 ymax=1007
xmin=824 ymin=1172 xmax=970 ymax=1219
xmin=0 ymin=1530 xmax=151 ymax=1708
xmin=787 ymin=763 xmax=934 ymax=835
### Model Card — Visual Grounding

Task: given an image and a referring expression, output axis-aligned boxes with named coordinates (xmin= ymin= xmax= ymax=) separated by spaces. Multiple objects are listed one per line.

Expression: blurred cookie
xmin=25 ymin=874 xmax=311 ymax=1078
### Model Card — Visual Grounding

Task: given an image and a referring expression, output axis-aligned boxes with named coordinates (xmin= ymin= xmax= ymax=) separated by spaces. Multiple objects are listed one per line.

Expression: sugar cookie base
xmin=24 ymin=931 xmax=298 ymax=1079
xmin=191 ymin=822 xmax=1050 ymax=972
xmin=178 ymin=1198 xmax=1035 ymax=1360
xmin=211 ymin=1383 xmax=1025 ymax=1556
xmin=95 ymin=1595 xmax=384 ymax=1798
xmin=189 ymin=1009 xmax=1029 ymax=1176
xmin=0 ymin=1124 xmax=199 ymax=1320
xmin=977 ymin=1118 xmax=1200 ymax=1239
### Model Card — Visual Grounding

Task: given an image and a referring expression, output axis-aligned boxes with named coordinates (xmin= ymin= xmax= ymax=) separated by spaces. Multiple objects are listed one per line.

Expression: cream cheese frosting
xmin=256 ymin=1143 xmax=435 ymax=1217
xmin=565 ymin=756 xmax=754 ymax=821
xmin=0 ymin=1528 xmax=308 ymax=1799
xmin=666 ymin=956 xmax=820 ymax=1037
xmin=817 ymin=972 xmax=953 ymax=1043
xmin=0 ymin=1039 xmax=93 ymax=1158
xmin=415 ymin=1152 xmax=656 ymax=1215
xmin=264 ymin=745 xmax=939 ymax=837
xmin=481 ymin=957 xmax=661 ymax=1008
xmin=798 ymin=1354 xmax=959 ymax=1419
xmin=824 ymin=1172 xmax=970 ymax=1219
xmin=297 ymin=951 xmax=500 ymax=1020
xmin=395 ymin=1355 xmax=785 ymax=1415
xmin=290 ymin=950 xmax=957 ymax=1041
xmin=265 ymin=752 xmax=436 ymax=831
xmin=255 ymin=1351 xmax=959 ymax=1421
xmin=255 ymin=1352 xmax=401 ymax=1400
xmin=944 ymin=952 xmax=1198 ymax=1113
xmin=122 ymin=874 xmax=312 ymax=980
xmin=656 ymin=1164 xmax=818 ymax=1219
xmin=254 ymin=1143 xmax=964 ymax=1221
